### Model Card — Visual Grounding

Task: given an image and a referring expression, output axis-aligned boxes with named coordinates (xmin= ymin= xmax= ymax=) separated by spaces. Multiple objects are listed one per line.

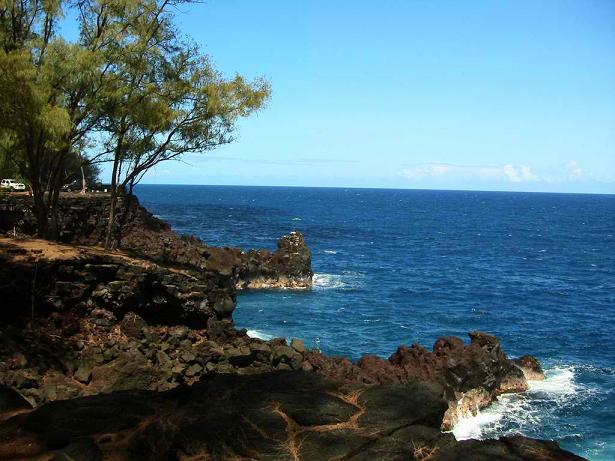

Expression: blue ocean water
xmin=136 ymin=185 xmax=615 ymax=460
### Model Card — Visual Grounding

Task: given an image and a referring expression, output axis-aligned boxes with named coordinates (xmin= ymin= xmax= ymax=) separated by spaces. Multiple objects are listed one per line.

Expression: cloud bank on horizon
xmin=399 ymin=160 xmax=606 ymax=187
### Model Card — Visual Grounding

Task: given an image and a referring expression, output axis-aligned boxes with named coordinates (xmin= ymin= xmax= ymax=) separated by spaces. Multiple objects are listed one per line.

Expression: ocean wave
xmin=323 ymin=250 xmax=338 ymax=254
xmin=452 ymin=366 xmax=584 ymax=441
xmin=246 ymin=329 xmax=273 ymax=340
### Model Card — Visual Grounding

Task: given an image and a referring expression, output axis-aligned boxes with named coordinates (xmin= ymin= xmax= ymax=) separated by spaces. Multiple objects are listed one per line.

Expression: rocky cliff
xmin=0 ymin=194 xmax=313 ymax=290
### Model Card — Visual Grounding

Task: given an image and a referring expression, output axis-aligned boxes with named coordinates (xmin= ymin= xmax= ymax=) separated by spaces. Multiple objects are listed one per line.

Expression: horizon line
xmin=136 ymin=183 xmax=615 ymax=196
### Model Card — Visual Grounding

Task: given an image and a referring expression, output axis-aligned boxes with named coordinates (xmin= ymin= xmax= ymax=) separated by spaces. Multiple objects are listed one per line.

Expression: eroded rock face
xmin=0 ymin=239 xmax=234 ymax=327
xmin=0 ymin=372 xmax=585 ymax=461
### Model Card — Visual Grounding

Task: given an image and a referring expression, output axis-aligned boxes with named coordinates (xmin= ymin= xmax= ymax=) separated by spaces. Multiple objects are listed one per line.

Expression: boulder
xmin=272 ymin=345 xmax=304 ymax=370
xmin=290 ymin=338 xmax=305 ymax=353
xmin=90 ymin=353 xmax=171 ymax=393
xmin=120 ymin=312 xmax=147 ymax=339
xmin=74 ymin=365 xmax=92 ymax=384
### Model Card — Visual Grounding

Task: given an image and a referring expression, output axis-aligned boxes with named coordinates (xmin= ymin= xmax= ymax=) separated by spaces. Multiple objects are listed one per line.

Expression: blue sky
xmin=74 ymin=1 xmax=615 ymax=193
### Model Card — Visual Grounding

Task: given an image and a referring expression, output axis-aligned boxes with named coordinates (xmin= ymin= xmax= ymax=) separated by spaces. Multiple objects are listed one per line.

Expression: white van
xmin=0 ymin=179 xmax=26 ymax=191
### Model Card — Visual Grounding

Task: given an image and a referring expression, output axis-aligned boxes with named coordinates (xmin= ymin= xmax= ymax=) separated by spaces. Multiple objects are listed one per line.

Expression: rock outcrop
xmin=0 ymin=237 xmax=310 ymax=406
xmin=303 ymin=331 xmax=534 ymax=430
xmin=236 ymin=231 xmax=313 ymax=289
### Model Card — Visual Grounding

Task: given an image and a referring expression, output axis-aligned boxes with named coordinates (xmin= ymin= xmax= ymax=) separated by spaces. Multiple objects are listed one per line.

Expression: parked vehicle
xmin=0 ymin=179 xmax=26 ymax=191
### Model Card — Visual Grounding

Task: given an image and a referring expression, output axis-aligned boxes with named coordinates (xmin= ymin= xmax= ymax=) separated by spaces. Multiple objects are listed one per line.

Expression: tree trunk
xmin=32 ymin=189 xmax=48 ymax=238
xmin=48 ymin=180 xmax=62 ymax=241
xmin=105 ymin=190 xmax=118 ymax=249
xmin=44 ymin=151 xmax=67 ymax=241
xmin=80 ymin=164 xmax=87 ymax=194
xmin=104 ymin=157 xmax=120 ymax=249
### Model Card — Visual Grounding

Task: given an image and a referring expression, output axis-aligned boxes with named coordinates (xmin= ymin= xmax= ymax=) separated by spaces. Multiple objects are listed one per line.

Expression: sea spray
xmin=452 ymin=366 xmax=581 ymax=441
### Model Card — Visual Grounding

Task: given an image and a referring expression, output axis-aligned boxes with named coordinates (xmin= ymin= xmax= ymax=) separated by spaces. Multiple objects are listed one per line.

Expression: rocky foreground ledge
xmin=0 ymin=372 xmax=583 ymax=461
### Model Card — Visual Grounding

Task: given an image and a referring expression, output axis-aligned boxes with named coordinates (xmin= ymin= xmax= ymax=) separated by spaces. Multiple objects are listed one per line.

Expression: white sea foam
xmin=312 ymin=272 xmax=364 ymax=290
xmin=312 ymin=273 xmax=347 ymax=289
xmin=452 ymin=405 xmax=504 ymax=440
xmin=324 ymin=250 xmax=338 ymax=254
xmin=292 ymin=217 xmax=302 ymax=221
xmin=452 ymin=366 xmax=580 ymax=441
xmin=246 ymin=329 xmax=273 ymax=340
xmin=529 ymin=366 xmax=577 ymax=395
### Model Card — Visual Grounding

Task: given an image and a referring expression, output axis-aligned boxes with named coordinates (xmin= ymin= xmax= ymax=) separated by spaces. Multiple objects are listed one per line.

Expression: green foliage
xmin=91 ymin=1 xmax=271 ymax=191
xmin=0 ymin=0 xmax=270 ymax=239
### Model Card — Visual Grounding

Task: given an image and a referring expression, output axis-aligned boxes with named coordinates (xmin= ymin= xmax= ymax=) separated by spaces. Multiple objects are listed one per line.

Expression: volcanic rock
xmin=513 ymin=355 xmax=545 ymax=381
xmin=0 ymin=372 xmax=586 ymax=461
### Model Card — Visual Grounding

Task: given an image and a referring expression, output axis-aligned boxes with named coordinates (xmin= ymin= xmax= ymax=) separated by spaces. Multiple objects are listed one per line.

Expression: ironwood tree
xmin=0 ymin=0 xmax=269 ymax=241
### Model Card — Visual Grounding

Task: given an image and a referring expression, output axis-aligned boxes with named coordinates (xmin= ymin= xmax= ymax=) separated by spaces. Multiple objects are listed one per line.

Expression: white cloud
xmin=502 ymin=164 xmax=539 ymax=182
xmin=400 ymin=163 xmax=540 ymax=183
xmin=565 ymin=160 xmax=584 ymax=180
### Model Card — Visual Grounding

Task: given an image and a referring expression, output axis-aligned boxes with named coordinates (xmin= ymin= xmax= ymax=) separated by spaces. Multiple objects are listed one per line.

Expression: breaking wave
xmin=452 ymin=366 xmax=586 ymax=441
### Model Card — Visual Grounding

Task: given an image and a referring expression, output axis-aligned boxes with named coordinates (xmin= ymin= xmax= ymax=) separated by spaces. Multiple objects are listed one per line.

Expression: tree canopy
xmin=0 ymin=0 xmax=270 ymax=240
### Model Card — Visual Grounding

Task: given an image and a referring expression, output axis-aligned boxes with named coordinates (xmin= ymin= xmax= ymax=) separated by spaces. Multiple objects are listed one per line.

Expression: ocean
xmin=136 ymin=184 xmax=615 ymax=460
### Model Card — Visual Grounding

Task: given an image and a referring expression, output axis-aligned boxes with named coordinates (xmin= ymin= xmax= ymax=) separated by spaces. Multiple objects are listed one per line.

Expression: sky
xmin=67 ymin=1 xmax=615 ymax=193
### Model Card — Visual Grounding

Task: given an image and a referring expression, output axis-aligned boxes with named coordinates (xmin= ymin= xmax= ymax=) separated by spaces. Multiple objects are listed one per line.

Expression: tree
xmin=1 ymin=0 xmax=270 ymax=243
xmin=58 ymin=150 xmax=101 ymax=190
xmin=92 ymin=0 xmax=270 ymax=248
xmin=0 ymin=0 xmax=108 ymax=236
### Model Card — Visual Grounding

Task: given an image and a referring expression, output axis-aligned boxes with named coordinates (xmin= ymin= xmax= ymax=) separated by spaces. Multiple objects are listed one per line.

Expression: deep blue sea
xmin=136 ymin=185 xmax=615 ymax=460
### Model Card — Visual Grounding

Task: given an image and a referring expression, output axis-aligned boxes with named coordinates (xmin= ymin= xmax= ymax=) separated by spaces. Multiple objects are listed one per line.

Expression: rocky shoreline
xmin=0 ymin=195 xmax=314 ymax=292
xmin=0 ymin=196 xmax=585 ymax=460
